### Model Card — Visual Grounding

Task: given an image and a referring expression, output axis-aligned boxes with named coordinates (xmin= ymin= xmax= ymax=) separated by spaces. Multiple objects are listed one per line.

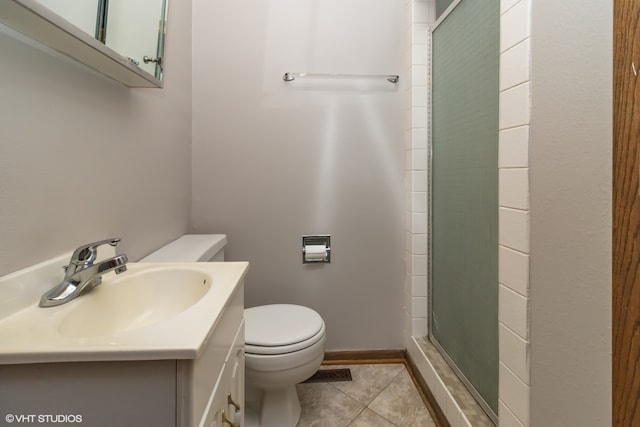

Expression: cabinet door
xmin=202 ymin=322 xmax=244 ymax=427
xmin=202 ymin=373 xmax=229 ymax=427
xmin=227 ymin=324 xmax=245 ymax=427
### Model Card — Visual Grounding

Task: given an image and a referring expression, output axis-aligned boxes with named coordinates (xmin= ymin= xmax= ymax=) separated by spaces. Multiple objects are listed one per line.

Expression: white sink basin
xmin=0 ymin=261 xmax=248 ymax=364
xmin=57 ymin=267 xmax=211 ymax=337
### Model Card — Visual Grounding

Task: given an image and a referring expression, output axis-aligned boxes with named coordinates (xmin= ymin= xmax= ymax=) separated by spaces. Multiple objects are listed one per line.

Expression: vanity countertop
xmin=0 ymin=261 xmax=248 ymax=365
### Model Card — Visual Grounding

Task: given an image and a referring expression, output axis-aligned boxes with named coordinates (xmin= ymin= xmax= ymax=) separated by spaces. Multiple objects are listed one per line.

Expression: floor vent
xmin=303 ymin=368 xmax=352 ymax=383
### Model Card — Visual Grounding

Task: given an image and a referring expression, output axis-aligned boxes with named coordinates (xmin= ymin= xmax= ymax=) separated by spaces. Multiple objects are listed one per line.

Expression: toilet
xmin=140 ymin=234 xmax=326 ymax=427
xmin=244 ymin=304 xmax=326 ymax=427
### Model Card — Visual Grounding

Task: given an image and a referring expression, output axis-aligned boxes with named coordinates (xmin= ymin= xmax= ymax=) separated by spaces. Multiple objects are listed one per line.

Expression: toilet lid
xmin=245 ymin=304 xmax=324 ymax=349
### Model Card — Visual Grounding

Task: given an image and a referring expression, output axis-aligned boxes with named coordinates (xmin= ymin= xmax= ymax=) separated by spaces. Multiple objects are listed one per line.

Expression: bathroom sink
xmin=0 ymin=261 xmax=248 ymax=364
xmin=57 ymin=267 xmax=211 ymax=337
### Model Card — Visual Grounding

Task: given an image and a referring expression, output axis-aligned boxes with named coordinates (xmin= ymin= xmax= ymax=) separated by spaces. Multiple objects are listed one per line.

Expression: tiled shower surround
xmin=404 ymin=0 xmax=531 ymax=426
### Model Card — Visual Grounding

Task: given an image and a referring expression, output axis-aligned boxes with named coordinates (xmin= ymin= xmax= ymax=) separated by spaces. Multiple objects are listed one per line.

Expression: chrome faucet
xmin=39 ymin=238 xmax=128 ymax=308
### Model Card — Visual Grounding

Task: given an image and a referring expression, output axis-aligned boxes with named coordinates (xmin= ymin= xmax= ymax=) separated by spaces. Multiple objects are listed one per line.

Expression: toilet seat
xmin=246 ymin=323 xmax=326 ymax=355
xmin=245 ymin=304 xmax=325 ymax=355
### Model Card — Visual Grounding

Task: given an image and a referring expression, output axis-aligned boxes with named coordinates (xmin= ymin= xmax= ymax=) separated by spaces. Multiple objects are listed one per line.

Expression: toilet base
xmin=245 ymin=383 xmax=301 ymax=427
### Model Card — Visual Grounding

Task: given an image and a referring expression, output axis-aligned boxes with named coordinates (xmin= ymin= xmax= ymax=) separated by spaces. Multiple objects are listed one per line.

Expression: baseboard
xmin=322 ymin=349 xmax=449 ymax=427
xmin=322 ymin=349 xmax=406 ymax=365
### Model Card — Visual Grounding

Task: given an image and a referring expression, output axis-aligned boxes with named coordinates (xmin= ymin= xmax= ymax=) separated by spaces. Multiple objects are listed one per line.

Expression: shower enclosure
xmin=429 ymin=0 xmax=499 ymax=421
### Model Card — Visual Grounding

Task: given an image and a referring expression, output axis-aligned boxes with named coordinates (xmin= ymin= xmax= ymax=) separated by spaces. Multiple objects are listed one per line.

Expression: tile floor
xmin=295 ymin=363 xmax=438 ymax=427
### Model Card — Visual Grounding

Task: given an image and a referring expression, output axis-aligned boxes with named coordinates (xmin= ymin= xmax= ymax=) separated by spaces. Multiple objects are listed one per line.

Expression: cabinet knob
xmin=227 ymin=393 xmax=241 ymax=412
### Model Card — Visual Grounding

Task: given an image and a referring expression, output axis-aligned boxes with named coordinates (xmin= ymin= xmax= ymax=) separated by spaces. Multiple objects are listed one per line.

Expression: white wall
xmin=529 ymin=1 xmax=612 ymax=425
xmin=0 ymin=0 xmax=193 ymax=276
xmin=191 ymin=0 xmax=406 ymax=350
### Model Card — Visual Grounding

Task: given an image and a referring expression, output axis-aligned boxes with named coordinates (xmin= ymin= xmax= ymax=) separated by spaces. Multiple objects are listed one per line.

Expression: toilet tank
xmin=139 ymin=234 xmax=227 ymax=262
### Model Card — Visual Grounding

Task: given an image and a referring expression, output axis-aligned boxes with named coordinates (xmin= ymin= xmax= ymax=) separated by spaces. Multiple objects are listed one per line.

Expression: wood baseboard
xmin=322 ymin=349 xmax=406 ymax=365
xmin=321 ymin=349 xmax=449 ymax=427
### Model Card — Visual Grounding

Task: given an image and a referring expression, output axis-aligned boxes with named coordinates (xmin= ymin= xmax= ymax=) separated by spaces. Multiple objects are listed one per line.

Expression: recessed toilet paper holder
xmin=302 ymin=235 xmax=331 ymax=263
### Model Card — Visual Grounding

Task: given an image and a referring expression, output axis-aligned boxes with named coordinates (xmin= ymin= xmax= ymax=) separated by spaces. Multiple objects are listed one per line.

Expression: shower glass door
xmin=430 ymin=0 xmax=499 ymax=419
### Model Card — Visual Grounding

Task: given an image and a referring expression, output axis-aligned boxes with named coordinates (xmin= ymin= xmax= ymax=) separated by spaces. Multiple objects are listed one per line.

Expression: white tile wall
xmin=499 ymin=169 xmax=530 ymax=210
xmin=498 ymin=0 xmax=531 ymax=425
xmin=412 ymin=87 xmax=429 ymax=107
xmin=500 ymin=0 xmax=530 ymax=53
xmin=411 ymin=107 xmax=429 ymax=128
xmin=411 ymin=171 xmax=428 ymax=192
xmin=499 ymin=362 xmax=530 ymax=425
xmin=412 ymin=296 xmax=428 ymax=317
xmin=412 ymin=65 xmax=429 ymax=86
xmin=411 ymin=128 xmax=428 ymax=149
xmin=412 ymin=45 xmax=429 ymax=65
xmin=412 ymin=0 xmax=434 ymax=23
xmin=499 ymin=83 xmax=530 ymax=129
xmin=411 ymin=192 xmax=428 ymax=213
xmin=499 ymin=126 xmax=529 ymax=168
xmin=411 ymin=317 xmax=428 ymax=336
xmin=499 ymin=285 xmax=529 ymax=339
xmin=412 ymin=213 xmax=428 ymax=234
xmin=404 ymin=14 xmax=417 ymax=341
xmin=412 ymin=149 xmax=428 ymax=170
xmin=499 ymin=401 xmax=526 ymax=427
xmin=499 ymin=246 xmax=529 ymax=296
xmin=500 ymin=0 xmax=521 ymax=15
xmin=412 ymin=276 xmax=427 ymax=296
xmin=500 ymin=40 xmax=530 ymax=91
xmin=405 ymin=0 xmax=432 ymax=343
xmin=405 ymin=1 xmax=532 ymax=426
xmin=411 ymin=255 xmax=428 ymax=276
xmin=499 ymin=208 xmax=530 ymax=253
xmin=411 ymin=233 xmax=428 ymax=254
xmin=499 ymin=323 xmax=530 ymax=384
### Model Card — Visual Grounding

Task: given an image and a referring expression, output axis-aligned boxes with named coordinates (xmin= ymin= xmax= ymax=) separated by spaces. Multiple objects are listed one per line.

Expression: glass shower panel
xmin=430 ymin=0 xmax=499 ymax=416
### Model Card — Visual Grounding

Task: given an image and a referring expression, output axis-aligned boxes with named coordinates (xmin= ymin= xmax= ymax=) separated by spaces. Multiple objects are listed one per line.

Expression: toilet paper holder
xmin=302 ymin=235 xmax=331 ymax=263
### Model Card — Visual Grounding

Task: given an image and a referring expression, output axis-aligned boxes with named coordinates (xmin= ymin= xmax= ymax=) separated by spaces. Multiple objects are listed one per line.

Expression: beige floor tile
xmin=347 ymin=408 xmax=396 ymax=427
xmin=296 ymin=382 xmax=364 ymax=427
xmin=295 ymin=364 xmax=437 ymax=427
xmin=368 ymin=369 xmax=436 ymax=427
xmin=328 ymin=364 xmax=405 ymax=406
xmin=404 ymin=405 xmax=437 ymax=427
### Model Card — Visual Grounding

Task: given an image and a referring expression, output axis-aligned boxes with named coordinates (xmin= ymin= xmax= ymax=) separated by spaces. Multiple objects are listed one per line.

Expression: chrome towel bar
xmin=282 ymin=72 xmax=399 ymax=84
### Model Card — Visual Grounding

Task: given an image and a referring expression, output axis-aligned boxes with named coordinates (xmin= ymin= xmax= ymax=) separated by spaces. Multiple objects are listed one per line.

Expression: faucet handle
xmin=70 ymin=238 xmax=122 ymax=265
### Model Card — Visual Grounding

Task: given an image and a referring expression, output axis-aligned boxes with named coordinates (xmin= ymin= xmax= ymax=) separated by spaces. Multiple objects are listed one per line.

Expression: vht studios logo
xmin=5 ymin=414 xmax=83 ymax=424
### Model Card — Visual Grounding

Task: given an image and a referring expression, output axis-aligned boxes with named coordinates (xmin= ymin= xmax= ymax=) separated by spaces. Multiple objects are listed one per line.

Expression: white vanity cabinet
xmin=0 ymin=284 xmax=245 ymax=427
xmin=178 ymin=286 xmax=245 ymax=427
xmin=199 ymin=325 xmax=245 ymax=427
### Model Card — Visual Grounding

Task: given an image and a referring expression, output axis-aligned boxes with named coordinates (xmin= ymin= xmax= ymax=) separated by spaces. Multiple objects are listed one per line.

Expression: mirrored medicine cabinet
xmin=0 ymin=0 xmax=168 ymax=88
